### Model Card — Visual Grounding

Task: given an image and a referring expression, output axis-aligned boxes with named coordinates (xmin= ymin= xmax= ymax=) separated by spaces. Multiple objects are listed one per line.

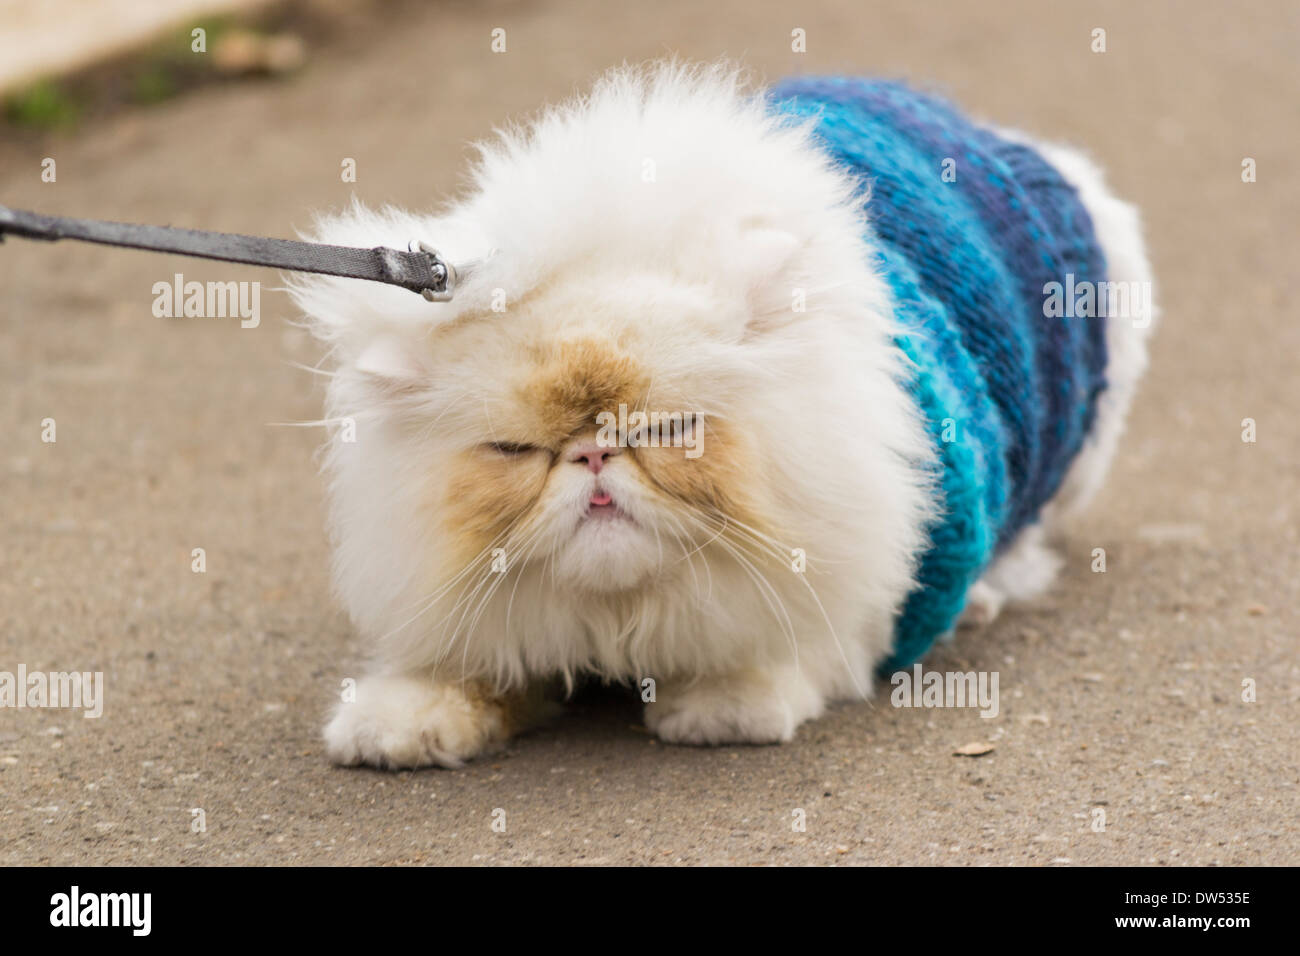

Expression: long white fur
xmin=289 ymin=63 xmax=1154 ymax=768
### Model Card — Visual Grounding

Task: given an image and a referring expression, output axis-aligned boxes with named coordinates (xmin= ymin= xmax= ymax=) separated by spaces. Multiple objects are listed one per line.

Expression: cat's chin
xmin=548 ymin=512 xmax=661 ymax=592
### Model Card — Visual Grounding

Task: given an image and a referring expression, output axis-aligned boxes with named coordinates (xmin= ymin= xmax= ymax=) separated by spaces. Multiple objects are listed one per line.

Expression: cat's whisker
xmin=432 ymin=561 xmax=505 ymax=675
xmin=793 ymin=570 xmax=870 ymax=700
xmin=503 ymin=529 xmax=554 ymax=641
xmin=650 ymin=520 xmax=666 ymax=574
xmin=265 ymin=418 xmax=352 ymax=428
xmin=386 ymin=517 xmax=534 ymax=669
xmin=659 ymin=510 xmax=711 ymax=603
xmin=686 ymin=504 xmax=871 ymax=700
xmin=281 ymin=358 xmax=337 ymax=378
xmin=433 ymin=534 xmax=521 ymax=646
xmin=679 ymin=507 xmax=801 ymax=669
xmin=710 ymin=535 xmax=802 ymax=672
xmin=406 ymin=385 xmax=475 ymax=448
xmin=436 ymin=520 xmax=548 ymax=676
xmin=682 ymin=506 xmax=776 ymax=569
xmin=476 ymin=521 xmax=550 ymax=647
xmin=455 ymin=521 xmax=557 ymax=682
xmin=386 ymin=519 xmax=519 ymax=621
xmin=380 ymin=549 xmax=494 ymax=644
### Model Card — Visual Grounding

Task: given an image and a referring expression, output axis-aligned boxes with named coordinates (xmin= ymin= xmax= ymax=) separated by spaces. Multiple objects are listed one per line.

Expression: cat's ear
xmin=730 ymin=226 xmax=801 ymax=293
xmin=354 ymin=334 xmax=427 ymax=391
xmin=727 ymin=224 xmax=804 ymax=331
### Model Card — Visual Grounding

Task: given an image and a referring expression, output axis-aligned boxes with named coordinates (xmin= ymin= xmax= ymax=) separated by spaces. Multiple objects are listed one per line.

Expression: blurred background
xmin=1 ymin=0 xmax=1297 ymax=865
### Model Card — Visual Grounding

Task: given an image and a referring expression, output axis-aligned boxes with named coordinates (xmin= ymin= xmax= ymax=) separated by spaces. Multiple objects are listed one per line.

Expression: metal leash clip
xmin=409 ymin=240 xmax=457 ymax=302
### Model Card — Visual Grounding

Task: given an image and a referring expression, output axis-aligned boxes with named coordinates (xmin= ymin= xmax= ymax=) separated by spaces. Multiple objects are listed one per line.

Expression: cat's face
xmin=393 ymin=271 xmax=771 ymax=595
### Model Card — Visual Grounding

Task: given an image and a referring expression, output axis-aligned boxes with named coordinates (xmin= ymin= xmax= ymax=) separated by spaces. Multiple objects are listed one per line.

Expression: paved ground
xmin=1 ymin=0 xmax=1296 ymax=865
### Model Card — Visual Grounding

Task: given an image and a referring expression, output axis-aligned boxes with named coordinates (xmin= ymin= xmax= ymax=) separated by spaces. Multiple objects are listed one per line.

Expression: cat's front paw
xmin=644 ymin=668 xmax=824 ymax=746
xmin=324 ymin=674 xmax=511 ymax=769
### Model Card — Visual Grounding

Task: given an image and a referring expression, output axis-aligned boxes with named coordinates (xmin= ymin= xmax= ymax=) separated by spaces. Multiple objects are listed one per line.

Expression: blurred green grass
xmin=3 ymin=16 xmax=261 ymax=132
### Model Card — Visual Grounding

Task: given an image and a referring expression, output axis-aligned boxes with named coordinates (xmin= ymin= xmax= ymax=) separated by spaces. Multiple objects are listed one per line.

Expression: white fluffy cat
xmin=289 ymin=63 xmax=1155 ymax=769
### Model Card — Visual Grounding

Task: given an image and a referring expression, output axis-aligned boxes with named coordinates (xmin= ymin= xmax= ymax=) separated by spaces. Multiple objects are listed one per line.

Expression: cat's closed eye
xmin=485 ymin=441 xmax=542 ymax=457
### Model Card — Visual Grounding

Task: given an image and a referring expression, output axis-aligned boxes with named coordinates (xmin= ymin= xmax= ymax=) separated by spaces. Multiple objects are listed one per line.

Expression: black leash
xmin=0 ymin=204 xmax=458 ymax=301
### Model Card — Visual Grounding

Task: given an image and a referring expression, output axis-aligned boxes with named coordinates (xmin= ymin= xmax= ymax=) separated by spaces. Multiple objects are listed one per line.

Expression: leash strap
xmin=0 ymin=204 xmax=457 ymax=300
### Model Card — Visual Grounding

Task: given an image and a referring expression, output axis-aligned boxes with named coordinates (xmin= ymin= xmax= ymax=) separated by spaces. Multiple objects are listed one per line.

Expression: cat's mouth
xmin=586 ymin=487 xmax=630 ymax=521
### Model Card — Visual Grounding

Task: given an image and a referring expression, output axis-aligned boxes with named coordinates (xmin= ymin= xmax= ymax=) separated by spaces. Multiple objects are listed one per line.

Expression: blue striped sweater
xmin=770 ymin=77 xmax=1109 ymax=671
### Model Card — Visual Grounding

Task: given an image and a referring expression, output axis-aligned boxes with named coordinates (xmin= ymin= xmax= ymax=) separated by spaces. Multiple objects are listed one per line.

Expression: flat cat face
xmin=406 ymin=271 xmax=769 ymax=594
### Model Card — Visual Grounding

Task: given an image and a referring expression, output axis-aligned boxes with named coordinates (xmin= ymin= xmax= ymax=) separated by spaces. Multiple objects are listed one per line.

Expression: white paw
xmin=644 ymin=669 xmax=823 ymax=746
xmin=958 ymin=580 xmax=1006 ymax=629
xmin=324 ymin=674 xmax=510 ymax=770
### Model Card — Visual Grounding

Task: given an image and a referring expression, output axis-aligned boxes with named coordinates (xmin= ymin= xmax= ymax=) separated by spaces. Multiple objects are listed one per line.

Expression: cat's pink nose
xmin=567 ymin=441 xmax=621 ymax=474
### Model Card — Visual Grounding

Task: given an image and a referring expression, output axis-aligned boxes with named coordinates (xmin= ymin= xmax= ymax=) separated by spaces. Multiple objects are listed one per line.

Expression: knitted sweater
xmin=769 ymin=77 xmax=1109 ymax=671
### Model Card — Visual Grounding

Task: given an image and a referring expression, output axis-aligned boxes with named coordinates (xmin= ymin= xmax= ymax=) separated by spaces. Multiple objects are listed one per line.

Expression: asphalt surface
xmin=1 ymin=0 xmax=1297 ymax=865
